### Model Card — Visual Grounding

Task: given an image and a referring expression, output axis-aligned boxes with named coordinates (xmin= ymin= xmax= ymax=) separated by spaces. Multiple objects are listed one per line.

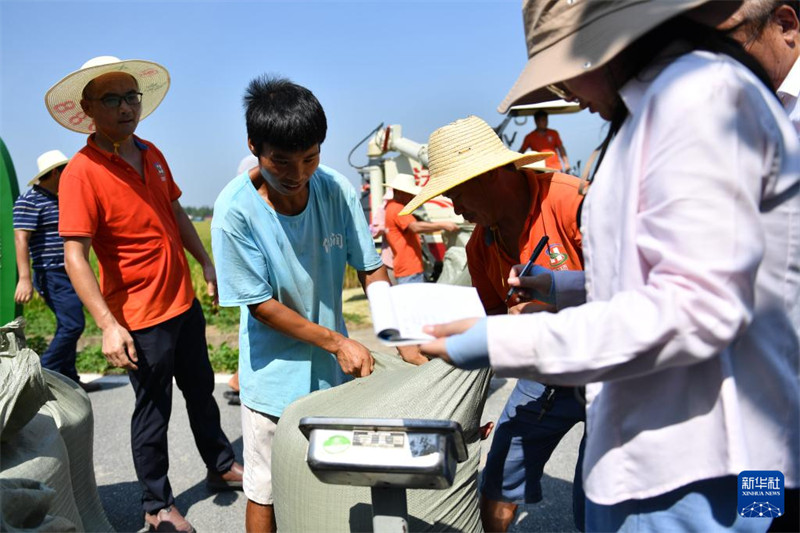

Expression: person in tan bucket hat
xmin=47 ymin=56 xmax=243 ymax=532
xmin=420 ymin=1 xmax=800 ymax=531
xmin=404 ymin=115 xmax=589 ymax=532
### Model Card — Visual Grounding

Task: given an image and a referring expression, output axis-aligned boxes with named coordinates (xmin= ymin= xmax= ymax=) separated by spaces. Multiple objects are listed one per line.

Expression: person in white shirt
xmin=720 ymin=1 xmax=800 ymax=134
xmin=420 ymin=1 xmax=800 ymax=531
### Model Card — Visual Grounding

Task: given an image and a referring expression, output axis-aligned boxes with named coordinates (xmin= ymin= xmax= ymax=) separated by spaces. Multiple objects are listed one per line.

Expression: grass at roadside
xmin=22 ymin=220 xmax=371 ymax=374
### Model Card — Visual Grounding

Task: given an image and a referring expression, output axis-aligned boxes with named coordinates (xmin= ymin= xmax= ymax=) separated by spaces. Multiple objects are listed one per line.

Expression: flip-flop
xmin=222 ymin=390 xmax=240 ymax=405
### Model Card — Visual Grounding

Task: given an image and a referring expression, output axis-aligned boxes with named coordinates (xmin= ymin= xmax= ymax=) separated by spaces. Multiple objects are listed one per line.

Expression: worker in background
xmin=13 ymin=149 xmax=98 ymax=392
xmin=221 ymin=153 xmax=260 ymax=407
xmin=384 ymin=173 xmax=459 ymax=284
xmin=519 ymin=110 xmax=571 ymax=173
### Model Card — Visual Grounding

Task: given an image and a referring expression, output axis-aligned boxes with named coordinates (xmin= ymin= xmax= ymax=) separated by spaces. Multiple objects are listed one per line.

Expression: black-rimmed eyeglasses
xmin=88 ymin=92 xmax=143 ymax=109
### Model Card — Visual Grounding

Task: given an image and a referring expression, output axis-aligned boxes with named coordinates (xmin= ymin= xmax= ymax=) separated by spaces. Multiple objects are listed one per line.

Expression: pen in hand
xmin=504 ymin=235 xmax=549 ymax=304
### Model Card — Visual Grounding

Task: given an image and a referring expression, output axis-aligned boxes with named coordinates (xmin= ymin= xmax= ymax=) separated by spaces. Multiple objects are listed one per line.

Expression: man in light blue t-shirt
xmin=212 ymin=76 xmax=419 ymax=532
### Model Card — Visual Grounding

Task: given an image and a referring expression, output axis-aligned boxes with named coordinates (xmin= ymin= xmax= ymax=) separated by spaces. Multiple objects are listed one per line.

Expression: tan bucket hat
xmin=498 ymin=0 xmax=719 ymax=112
xmin=45 ymin=56 xmax=170 ymax=134
xmin=400 ymin=115 xmax=552 ymax=215
xmin=28 ymin=150 xmax=69 ymax=186
xmin=389 ymin=173 xmax=422 ymax=195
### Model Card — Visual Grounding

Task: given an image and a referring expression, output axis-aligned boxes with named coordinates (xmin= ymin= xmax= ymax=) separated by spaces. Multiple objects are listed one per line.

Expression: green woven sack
xmin=0 ymin=319 xmax=50 ymax=442
xmin=273 ymin=353 xmax=491 ymax=532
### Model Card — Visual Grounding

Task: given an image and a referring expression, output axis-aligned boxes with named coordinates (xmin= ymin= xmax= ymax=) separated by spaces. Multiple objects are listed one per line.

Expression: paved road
xmin=87 ymin=327 xmax=583 ymax=532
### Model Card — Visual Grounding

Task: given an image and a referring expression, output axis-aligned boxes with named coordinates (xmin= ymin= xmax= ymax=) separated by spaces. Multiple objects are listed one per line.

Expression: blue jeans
xmin=586 ymin=476 xmax=771 ymax=533
xmin=481 ymin=379 xmax=587 ymax=531
xmin=33 ymin=267 xmax=85 ymax=382
xmin=396 ymin=272 xmax=425 ymax=284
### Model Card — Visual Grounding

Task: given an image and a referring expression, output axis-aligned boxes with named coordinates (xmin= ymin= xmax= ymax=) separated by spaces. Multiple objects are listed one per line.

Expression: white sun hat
xmin=400 ymin=115 xmax=551 ymax=215
xmin=388 ymin=173 xmax=422 ymax=195
xmin=44 ymin=56 xmax=170 ymax=134
xmin=237 ymin=154 xmax=259 ymax=175
xmin=28 ymin=150 xmax=69 ymax=186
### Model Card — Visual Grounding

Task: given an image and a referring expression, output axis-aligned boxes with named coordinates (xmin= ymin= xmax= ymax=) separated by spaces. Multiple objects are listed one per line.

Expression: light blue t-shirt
xmin=211 ymin=165 xmax=382 ymax=416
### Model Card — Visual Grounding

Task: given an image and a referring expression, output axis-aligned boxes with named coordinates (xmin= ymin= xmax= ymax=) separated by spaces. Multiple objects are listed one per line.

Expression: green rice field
xmin=22 ymin=219 xmax=367 ymax=374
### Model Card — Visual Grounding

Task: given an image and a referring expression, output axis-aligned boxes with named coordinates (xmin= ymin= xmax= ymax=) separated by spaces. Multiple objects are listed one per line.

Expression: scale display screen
xmin=299 ymin=417 xmax=467 ymax=489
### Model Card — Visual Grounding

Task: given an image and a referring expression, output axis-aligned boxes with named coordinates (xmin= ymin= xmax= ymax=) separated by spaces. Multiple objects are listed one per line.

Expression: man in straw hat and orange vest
xmin=12 ymin=149 xmax=98 ymax=392
xmin=420 ymin=0 xmax=800 ymax=531
xmin=45 ymin=56 xmax=242 ymax=532
xmin=401 ymin=115 xmax=588 ymax=532
xmin=384 ymin=173 xmax=459 ymax=285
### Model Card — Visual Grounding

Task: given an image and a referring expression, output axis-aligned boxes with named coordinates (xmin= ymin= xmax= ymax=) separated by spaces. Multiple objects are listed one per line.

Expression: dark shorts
xmin=481 ymin=379 xmax=585 ymax=506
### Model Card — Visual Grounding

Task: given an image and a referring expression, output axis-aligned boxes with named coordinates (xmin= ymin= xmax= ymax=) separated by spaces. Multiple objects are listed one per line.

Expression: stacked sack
xmin=0 ymin=318 xmax=113 ymax=532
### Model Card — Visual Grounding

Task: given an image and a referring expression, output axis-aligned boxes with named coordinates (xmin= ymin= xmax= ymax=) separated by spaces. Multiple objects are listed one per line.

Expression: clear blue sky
xmin=1 ymin=0 xmax=605 ymax=207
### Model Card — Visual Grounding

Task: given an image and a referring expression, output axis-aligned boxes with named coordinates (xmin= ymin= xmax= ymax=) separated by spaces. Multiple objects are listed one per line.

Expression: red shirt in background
xmin=58 ymin=135 xmax=195 ymax=330
xmin=384 ymin=199 xmax=424 ymax=277
xmin=520 ymin=128 xmax=564 ymax=169
xmin=466 ymin=171 xmax=584 ymax=312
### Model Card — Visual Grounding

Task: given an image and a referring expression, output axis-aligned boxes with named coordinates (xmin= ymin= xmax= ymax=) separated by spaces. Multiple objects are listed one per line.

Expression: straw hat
xmin=28 ymin=150 xmax=69 ymax=186
xmin=45 ymin=56 xmax=170 ymax=134
xmin=399 ymin=116 xmax=551 ymax=215
xmin=388 ymin=173 xmax=421 ymax=195
xmin=521 ymin=159 xmax=561 ymax=173
xmin=498 ymin=0 xmax=721 ymax=112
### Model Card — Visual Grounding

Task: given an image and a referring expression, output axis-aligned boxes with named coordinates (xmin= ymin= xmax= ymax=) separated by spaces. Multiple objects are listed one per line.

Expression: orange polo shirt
xmin=384 ymin=199 xmax=424 ymax=277
xmin=466 ymin=171 xmax=584 ymax=313
xmin=59 ymin=135 xmax=195 ymax=330
xmin=521 ymin=128 xmax=564 ymax=169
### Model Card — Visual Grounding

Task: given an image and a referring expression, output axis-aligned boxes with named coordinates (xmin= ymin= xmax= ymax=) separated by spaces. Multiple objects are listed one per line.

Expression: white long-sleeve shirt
xmin=778 ymin=55 xmax=800 ymax=135
xmin=486 ymin=51 xmax=800 ymax=504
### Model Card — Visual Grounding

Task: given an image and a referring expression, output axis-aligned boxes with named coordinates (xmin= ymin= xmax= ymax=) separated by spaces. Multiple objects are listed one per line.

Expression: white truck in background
xmin=349 ymin=100 xmax=580 ymax=281
xmin=351 ymin=123 xmax=462 ymax=281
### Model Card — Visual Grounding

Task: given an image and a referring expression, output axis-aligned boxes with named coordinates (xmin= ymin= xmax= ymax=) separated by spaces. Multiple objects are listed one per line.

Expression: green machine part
xmin=0 ymin=137 xmax=21 ymax=324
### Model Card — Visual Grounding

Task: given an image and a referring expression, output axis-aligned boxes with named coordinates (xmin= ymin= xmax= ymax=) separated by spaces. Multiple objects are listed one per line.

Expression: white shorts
xmin=241 ymin=405 xmax=279 ymax=505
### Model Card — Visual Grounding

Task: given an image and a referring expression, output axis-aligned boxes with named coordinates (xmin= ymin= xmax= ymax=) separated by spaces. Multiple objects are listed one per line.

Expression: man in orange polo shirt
xmin=45 ymin=56 xmax=241 ymax=533
xmin=402 ymin=116 xmax=586 ymax=532
xmin=519 ymin=110 xmax=571 ymax=173
xmin=384 ymin=173 xmax=459 ymax=284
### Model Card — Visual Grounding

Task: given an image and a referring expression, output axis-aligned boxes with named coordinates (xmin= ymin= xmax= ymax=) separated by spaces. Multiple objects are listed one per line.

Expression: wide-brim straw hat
xmin=400 ymin=115 xmax=551 ymax=215
xmin=45 ymin=56 xmax=170 ymax=134
xmin=498 ymin=0 xmax=724 ymax=112
xmin=521 ymin=159 xmax=562 ymax=173
xmin=389 ymin=173 xmax=422 ymax=195
xmin=28 ymin=149 xmax=69 ymax=186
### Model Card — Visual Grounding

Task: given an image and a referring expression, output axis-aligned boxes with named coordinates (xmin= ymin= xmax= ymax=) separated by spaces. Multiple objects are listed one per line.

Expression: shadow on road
xmin=98 ymin=437 xmax=245 ymax=531
xmin=510 ymin=474 xmax=580 ymax=533
xmin=98 ymin=481 xmax=144 ymax=532
xmin=90 ymin=380 xmax=128 ymax=392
